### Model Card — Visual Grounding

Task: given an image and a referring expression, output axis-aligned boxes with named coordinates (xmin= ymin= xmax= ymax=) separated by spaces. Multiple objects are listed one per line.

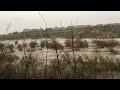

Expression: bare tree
xmin=0 ymin=21 xmax=12 ymax=43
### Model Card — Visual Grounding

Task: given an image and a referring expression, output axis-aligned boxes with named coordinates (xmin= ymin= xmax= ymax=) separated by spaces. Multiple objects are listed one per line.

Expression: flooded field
xmin=1 ymin=38 xmax=120 ymax=63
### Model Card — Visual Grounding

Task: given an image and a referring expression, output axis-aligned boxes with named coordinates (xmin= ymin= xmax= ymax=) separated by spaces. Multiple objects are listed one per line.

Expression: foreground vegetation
xmin=1 ymin=12 xmax=120 ymax=79
xmin=0 ymin=49 xmax=120 ymax=79
xmin=1 ymin=19 xmax=120 ymax=79
xmin=0 ymin=39 xmax=120 ymax=79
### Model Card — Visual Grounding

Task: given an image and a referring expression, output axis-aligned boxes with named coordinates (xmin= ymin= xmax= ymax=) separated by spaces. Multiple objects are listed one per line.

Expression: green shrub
xmin=22 ymin=43 xmax=28 ymax=48
xmin=48 ymin=40 xmax=64 ymax=50
xmin=40 ymin=40 xmax=46 ymax=48
xmin=0 ymin=43 xmax=5 ymax=51
xmin=17 ymin=44 xmax=23 ymax=51
xmin=29 ymin=41 xmax=38 ymax=49
xmin=14 ymin=40 xmax=18 ymax=45
xmin=93 ymin=39 xmax=119 ymax=48
xmin=6 ymin=44 xmax=14 ymax=52
xmin=74 ymin=39 xmax=88 ymax=48
xmin=107 ymin=39 xmax=119 ymax=47
xmin=64 ymin=39 xmax=88 ymax=48
xmin=64 ymin=39 xmax=72 ymax=47
xmin=93 ymin=40 xmax=105 ymax=48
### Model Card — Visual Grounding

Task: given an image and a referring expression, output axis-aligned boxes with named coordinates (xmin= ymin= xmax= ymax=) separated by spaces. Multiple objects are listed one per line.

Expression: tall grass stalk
xmin=38 ymin=12 xmax=48 ymax=79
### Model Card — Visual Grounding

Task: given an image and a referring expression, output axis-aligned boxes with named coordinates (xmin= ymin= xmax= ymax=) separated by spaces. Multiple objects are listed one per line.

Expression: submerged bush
xmin=40 ymin=40 xmax=46 ymax=48
xmin=93 ymin=39 xmax=105 ymax=48
xmin=48 ymin=40 xmax=64 ymax=50
xmin=107 ymin=39 xmax=119 ymax=47
xmin=17 ymin=44 xmax=23 ymax=51
xmin=64 ymin=39 xmax=72 ymax=47
xmin=22 ymin=43 xmax=28 ymax=48
xmin=6 ymin=44 xmax=14 ymax=52
xmin=0 ymin=43 xmax=5 ymax=51
xmin=29 ymin=41 xmax=38 ymax=49
xmin=64 ymin=39 xmax=88 ymax=48
xmin=93 ymin=39 xmax=119 ymax=48
xmin=14 ymin=40 xmax=18 ymax=45
xmin=74 ymin=39 xmax=88 ymax=48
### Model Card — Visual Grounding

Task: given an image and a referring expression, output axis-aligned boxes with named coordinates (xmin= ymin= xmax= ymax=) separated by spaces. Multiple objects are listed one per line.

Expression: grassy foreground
xmin=0 ymin=48 xmax=120 ymax=79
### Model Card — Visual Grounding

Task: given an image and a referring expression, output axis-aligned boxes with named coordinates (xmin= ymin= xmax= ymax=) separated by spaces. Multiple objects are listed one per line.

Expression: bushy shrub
xmin=14 ymin=40 xmax=18 ymax=45
xmin=74 ymin=39 xmax=88 ymax=48
xmin=17 ymin=44 xmax=23 ymax=51
xmin=48 ymin=40 xmax=64 ymax=50
xmin=93 ymin=40 xmax=105 ymax=48
xmin=107 ymin=39 xmax=119 ymax=47
xmin=0 ymin=43 xmax=5 ymax=51
xmin=93 ymin=39 xmax=119 ymax=48
xmin=64 ymin=39 xmax=72 ymax=47
xmin=64 ymin=39 xmax=88 ymax=48
xmin=29 ymin=41 xmax=38 ymax=49
xmin=40 ymin=40 xmax=46 ymax=48
xmin=22 ymin=43 xmax=28 ymax=48
xmin=6 ymin=44 xmax=14 ymax=52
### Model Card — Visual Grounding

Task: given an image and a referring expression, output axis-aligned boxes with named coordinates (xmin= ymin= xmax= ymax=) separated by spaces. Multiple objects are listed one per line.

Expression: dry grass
xmin=0 ymin=46 xmax=120 ymax=79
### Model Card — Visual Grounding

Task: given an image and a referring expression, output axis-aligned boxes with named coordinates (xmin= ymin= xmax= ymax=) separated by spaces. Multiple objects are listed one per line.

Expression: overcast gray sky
xmin=0 ymin=11 xmax=120 ymax=34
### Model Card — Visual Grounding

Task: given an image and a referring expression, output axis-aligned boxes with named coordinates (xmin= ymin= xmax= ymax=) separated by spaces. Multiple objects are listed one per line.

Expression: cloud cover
xmin=0 ymin=11 xmax=120 ymax=34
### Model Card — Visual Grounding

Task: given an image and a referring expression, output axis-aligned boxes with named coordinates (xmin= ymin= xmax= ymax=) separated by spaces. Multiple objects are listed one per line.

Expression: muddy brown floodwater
xmin=2 ymin=38 xmax=120 ymax=64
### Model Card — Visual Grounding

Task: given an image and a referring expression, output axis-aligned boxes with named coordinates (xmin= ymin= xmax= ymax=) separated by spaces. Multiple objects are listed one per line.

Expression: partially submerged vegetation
xmin=40 ymin=40 xmax=46 ymax=48
xmin=14 ymin=40 xmax=18 ymax=45
xmin=93 ymin=39 xmax=120 ymax=48
xmin=29 ymin=41 xmax=38 ymax=49
xmin=6 ymin=44 xmax=14 ymax=52
xmin=1 ymin=14 xmax=120 ymax=79
xmin=17 ymin=44 xmax=23 ymax=51
xmin=0 ymin=43 xmax=5 ymax=51
xmin=0 ymin=37 xmax=119 ymax=79
xmin=47 ymin=40 xmax=64 ymax=50
xmin=65 ymin=39 xmax=88 ymax=49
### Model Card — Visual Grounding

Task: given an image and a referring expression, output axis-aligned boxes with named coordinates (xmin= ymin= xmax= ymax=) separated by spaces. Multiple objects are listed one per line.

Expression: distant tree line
xmin=1 ymin=23 xmax=120 ymax=40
